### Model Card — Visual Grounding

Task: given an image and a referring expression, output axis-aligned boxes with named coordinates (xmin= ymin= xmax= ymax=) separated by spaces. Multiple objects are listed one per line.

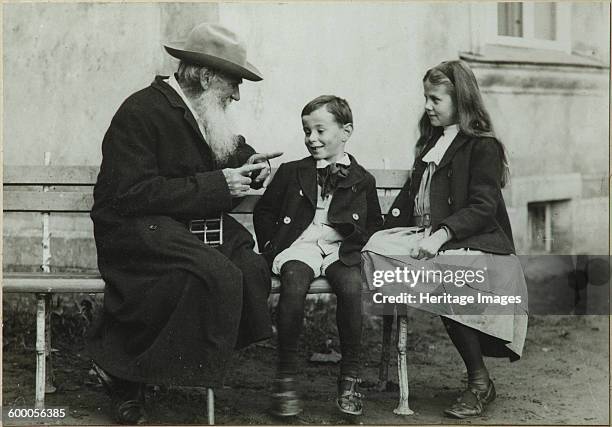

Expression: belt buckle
xmin=189 ymin=217 xmax=223 ymax=246
xmin=422 ymin=213 xmax=431 ymax=227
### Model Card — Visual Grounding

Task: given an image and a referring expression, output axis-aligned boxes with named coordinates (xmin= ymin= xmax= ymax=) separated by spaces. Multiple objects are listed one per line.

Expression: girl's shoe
xmin=336 ymin=376 xmax=364 ymax=416
xmin=444 ymin=379 xmax=496 ymax=419
xmin=92 ymin=362 xmax=147 ymax=425
xmin=269 ymin=377 xmax=302 ymax=417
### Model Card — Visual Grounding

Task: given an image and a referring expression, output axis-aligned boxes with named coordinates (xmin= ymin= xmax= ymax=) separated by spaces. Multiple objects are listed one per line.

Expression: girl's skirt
xmin=362 ymin=227 xmax=528 ymax=360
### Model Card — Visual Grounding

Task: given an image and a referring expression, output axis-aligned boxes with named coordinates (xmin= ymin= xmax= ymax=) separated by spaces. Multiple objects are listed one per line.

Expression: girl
xmin=362 ymin=60 xmax=528 ymax=418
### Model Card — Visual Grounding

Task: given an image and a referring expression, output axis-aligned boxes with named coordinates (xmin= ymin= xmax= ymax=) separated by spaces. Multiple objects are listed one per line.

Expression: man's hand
xmin=409 ymin=228 xmax=452 ymax=260
xmin=247 ymin=151 xmax=283 ymax=187
xmin=222 ymin=163 xmax=268 ymax=197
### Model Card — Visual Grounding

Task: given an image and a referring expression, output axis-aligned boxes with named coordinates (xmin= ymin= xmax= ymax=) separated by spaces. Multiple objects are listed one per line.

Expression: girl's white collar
xmin=423 ymin=125 xmax=459 ymax=165
xmin=443 ymin=124 xmax=460 ymax=136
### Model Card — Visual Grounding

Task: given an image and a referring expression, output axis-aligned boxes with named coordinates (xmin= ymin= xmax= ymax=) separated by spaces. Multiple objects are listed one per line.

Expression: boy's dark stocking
xmin=325 ymin=261 xmax=364 ymax=415
xmin=325 ymin=261 xmax=363 ymax=378
xmin=277 ymin=260 xmax=315 ymax=377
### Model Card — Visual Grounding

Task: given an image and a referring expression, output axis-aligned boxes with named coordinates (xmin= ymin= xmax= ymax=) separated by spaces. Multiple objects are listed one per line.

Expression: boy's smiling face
xmin=302 ymin=107 xmax=353 ymax=163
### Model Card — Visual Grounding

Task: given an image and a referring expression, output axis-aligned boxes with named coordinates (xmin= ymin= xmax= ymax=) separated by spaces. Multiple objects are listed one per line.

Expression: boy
xmin=254 ymin=95 xmax=383 ymax=416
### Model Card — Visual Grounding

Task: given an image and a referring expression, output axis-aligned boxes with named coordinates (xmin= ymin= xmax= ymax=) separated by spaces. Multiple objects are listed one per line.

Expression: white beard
xmin=190 ymin=88 xmax=239 ymax=164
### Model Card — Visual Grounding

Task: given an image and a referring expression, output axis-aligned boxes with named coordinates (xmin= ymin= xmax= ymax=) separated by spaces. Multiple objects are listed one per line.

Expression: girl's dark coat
xmin=253 ymin=155 xmax=383 ymax=268
xmin=385 ymin=132 xmax=516 ymax=254
xmin=88 ymin=76 xmax=272 ymax=387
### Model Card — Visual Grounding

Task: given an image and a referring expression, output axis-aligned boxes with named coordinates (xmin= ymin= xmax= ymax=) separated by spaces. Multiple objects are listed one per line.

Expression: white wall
xmin=217 ymin=2 xmax=471 ymax=170
xmin=3 ymin=2 xmax=219 ymax=166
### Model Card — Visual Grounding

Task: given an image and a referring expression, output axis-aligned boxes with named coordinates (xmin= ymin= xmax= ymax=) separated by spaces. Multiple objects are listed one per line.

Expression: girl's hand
xmin=409 ymin=228 xmax=452 ymax=259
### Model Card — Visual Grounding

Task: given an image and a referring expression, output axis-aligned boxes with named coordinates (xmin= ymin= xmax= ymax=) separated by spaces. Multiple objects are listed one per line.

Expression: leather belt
xmin=411 ymin=214 xmax=431 ymax=228
xmin=188 ymin=216 xmax=223 ymax=246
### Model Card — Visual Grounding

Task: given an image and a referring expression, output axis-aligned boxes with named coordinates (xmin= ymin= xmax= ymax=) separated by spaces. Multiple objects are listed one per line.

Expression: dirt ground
xmin=3 ymin=310 xmax=609 ymax=426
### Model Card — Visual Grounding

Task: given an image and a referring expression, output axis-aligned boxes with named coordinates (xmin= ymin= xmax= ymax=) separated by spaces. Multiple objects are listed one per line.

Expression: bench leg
xmin=207 ymin=388 xmax=215 ymax=425
xmin=393 ymin=315 xmax=414 ymax=415
xmin=45 ymin=295 xmax=57 ymax=393
xmin=35 ymin=294 xmax=47 ymax=408
xmin=377 ymin=314 xmax=394 ymax=391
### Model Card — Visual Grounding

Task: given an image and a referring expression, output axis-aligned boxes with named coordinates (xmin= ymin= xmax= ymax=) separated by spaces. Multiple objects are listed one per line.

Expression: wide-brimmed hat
xmin=164 ymin=23 xmax=263 ymax=81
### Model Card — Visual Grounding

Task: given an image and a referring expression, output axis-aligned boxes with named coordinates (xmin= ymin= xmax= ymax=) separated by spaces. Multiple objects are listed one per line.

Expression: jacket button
xmin=352 ymin=213 xmax=360 ymax=221
xmin=149 ymin=224 xmax=158 ymax=231
xmin=299 ymin=189 xmax=303 ymax=196
xmin=447 ymin=169 xmax=453 ymax=178
xmin=391 ymin=208 xmax=400 ymax=217
xmin=448 ymin=196 xmax=453 ymax=205
xmin=283 ymin=216 xmax=291 ymax=224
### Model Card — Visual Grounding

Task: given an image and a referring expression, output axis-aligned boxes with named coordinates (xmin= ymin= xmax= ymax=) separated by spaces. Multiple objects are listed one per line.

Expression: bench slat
xmin=233 ymin=194 xmax=399 ymax=214
xmin=2 ymin=273 xmax=332 ymax=294
xmin=230 ymin=194 xmax=263 ymax=213
xmin=4 ymin=166 xmax=410 ymax=188
xmin=370 ymin=169 xmax=410 ymax=189
xmin=4 ymin=166 xmax=99 ymax=186
xmin=5 ymin=191 xmax=400 ymax=214
xmin=3 ymin=275 xmax=105 ymax=293
xmin=3 ymin=191 xmax=265 ymax=213
xmin=4 ymin=191 xmax=94 ymax=212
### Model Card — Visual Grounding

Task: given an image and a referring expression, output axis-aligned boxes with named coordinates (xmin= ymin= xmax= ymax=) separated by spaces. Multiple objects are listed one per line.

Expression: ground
xmin=3 ymin=309 xmax=609 ymax=426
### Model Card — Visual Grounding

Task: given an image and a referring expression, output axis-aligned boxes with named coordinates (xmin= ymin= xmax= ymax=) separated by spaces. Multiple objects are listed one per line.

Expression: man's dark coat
xmin=385 ymin=132 xmax=516 ymax=254
xmin=89 ymin=76 xmax=272 ymax=387
xmin=253 ymin=155 xmax=383 ymax=268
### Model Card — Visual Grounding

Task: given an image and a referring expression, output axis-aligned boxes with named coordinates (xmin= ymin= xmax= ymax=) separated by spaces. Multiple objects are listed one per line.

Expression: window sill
xmin=460 ymin=44 xmax=608 ymax=70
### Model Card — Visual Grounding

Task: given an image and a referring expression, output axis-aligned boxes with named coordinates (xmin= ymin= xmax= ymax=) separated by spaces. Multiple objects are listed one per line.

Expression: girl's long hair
xmin=416 ymin=60 xmax=510 ymax=187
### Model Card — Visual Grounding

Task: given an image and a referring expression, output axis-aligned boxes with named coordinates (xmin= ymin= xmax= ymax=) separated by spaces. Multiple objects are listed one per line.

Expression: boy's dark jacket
xmin=253 ymin=155 xmax=383 ymax=267
xmin=385 ymin=132 xmax=516 ymax=254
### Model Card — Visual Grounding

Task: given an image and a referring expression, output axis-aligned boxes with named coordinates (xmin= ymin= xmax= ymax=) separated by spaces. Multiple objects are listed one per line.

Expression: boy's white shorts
xmin=272 ymin=240 xmax=340 ymax=277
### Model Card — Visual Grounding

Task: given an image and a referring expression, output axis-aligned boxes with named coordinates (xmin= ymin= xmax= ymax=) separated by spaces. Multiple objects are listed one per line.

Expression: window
xmin=528 ymin=202 xmax=552 ymax=252
xmin=485 ymin=2 xmax=571 ymax=52
xmin=527 ymin=200 xmax=572 ymax=254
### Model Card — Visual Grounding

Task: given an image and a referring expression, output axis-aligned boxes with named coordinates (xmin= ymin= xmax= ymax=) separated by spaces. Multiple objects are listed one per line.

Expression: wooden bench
xmin=3 ymin=163 xmax=414 ymax=421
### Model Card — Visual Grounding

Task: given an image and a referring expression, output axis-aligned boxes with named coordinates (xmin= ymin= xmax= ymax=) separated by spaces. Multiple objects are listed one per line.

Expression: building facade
xmin=3 ymin=2 xmax=609 ymax=271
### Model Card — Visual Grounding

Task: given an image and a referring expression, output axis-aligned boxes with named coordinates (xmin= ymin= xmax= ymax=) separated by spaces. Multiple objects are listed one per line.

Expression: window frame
xmin=527 ymin=201 xmax=553 ymax=253
xmin=481 ymin=2 xmax=571 ymax=53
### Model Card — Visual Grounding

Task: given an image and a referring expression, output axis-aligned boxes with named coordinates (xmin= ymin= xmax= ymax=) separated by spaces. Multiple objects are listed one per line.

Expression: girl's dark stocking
xmin=441 ymin=317 xmax=489 ymax=390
